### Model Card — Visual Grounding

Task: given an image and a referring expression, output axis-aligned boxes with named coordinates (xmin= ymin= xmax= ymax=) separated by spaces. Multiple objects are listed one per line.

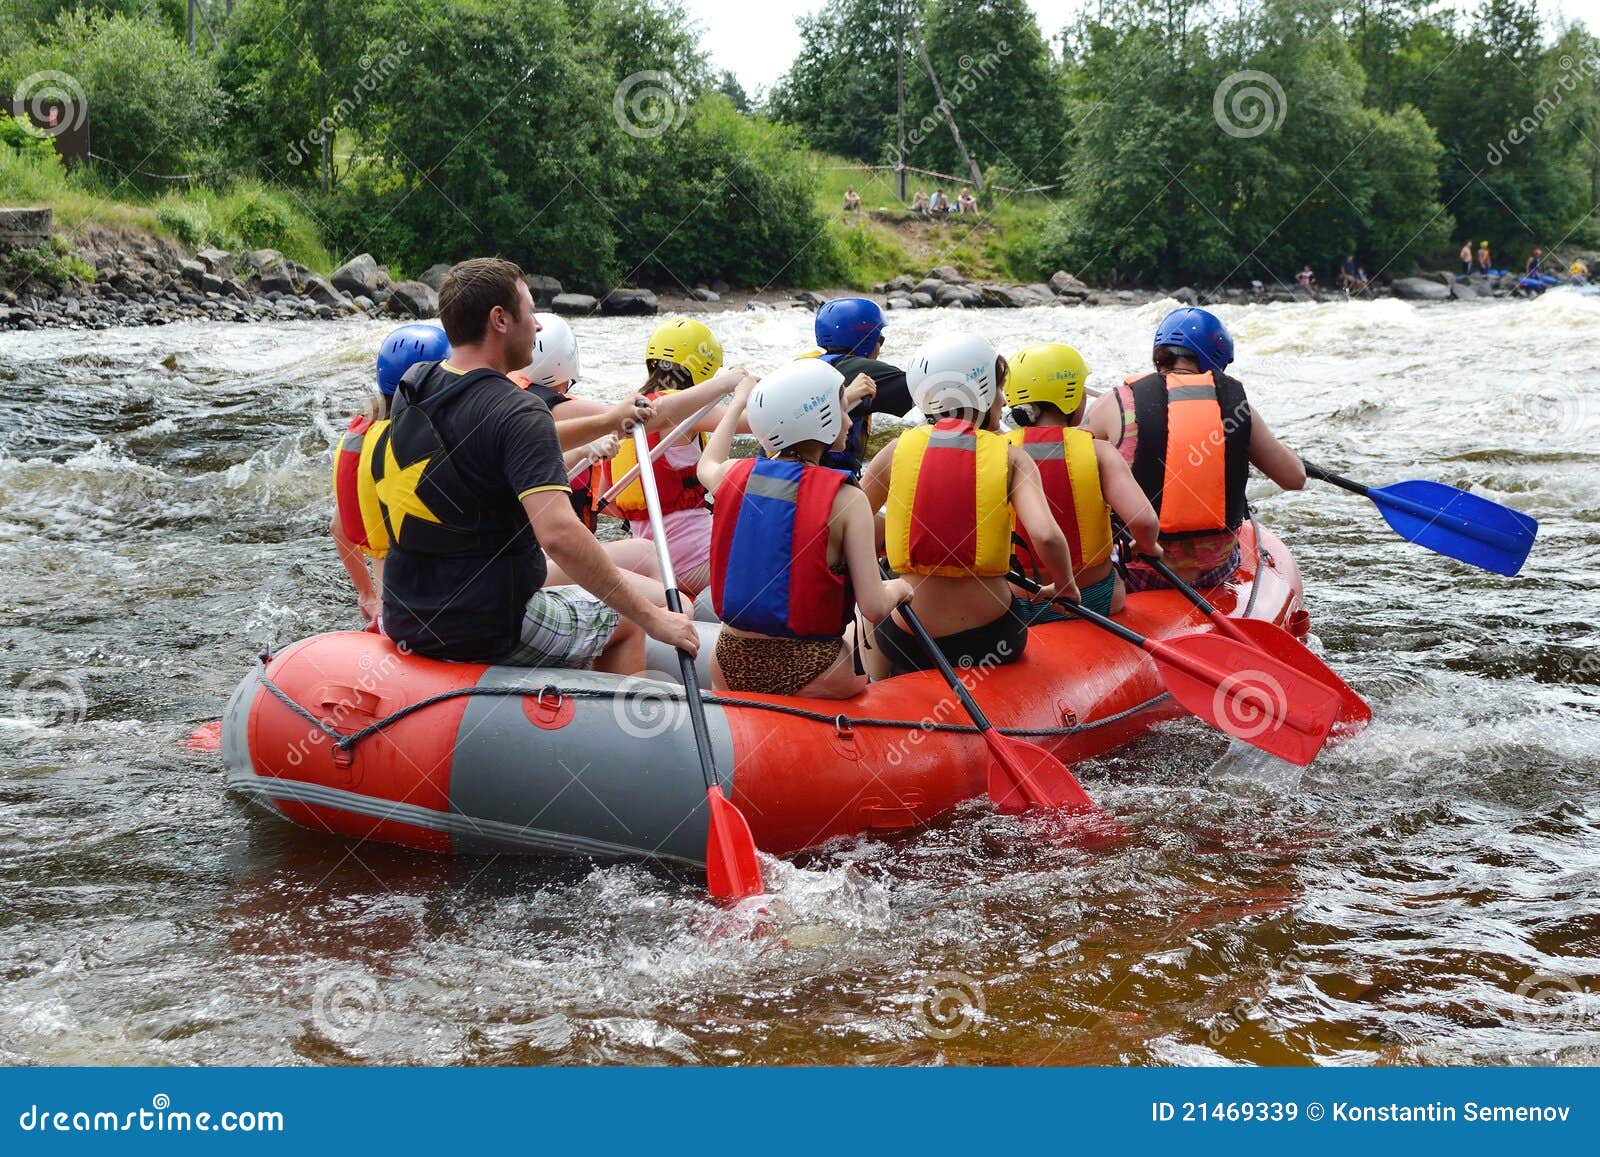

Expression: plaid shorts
xmin=500 ymin=585 xmax=621 ymax=668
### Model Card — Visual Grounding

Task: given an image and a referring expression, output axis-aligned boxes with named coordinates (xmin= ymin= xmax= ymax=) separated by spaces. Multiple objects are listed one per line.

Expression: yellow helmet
xmin=1005 ymin=343 xmax=1089 ymax=414
xmin=645 ymin=317 xmax=723 ymax=385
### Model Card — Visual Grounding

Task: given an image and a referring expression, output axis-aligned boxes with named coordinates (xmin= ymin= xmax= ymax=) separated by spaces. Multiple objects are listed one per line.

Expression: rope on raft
xmin=251 ymin=651 xmax=1146 ymax=756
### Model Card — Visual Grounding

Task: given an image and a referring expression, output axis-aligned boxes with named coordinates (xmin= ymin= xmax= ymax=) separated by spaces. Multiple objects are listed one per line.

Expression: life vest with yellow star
xmin=372 ymin=362 xmax=547 ymax=660
xmin=363 ymin=368 xmax=515 ymax=555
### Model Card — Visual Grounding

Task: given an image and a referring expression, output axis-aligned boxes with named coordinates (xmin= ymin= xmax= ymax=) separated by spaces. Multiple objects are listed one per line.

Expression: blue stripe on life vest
xmin=719 ymin=457 xmax=804 ymax=636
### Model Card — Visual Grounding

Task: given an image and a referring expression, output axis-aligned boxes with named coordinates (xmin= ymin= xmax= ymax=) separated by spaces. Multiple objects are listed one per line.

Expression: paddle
xmin=630 ymin=423 xmax=763 ymax=901
xmin=1010 ymin=571 xmax=1340 ymax=767
xmin=1136 ymin=550 xmax=1372 ymax=735
xmin=600 ymin=396 xmax=724 ymax=503
xmin=880 ymin=564 xmax=1099 ymax=817
xmin=1301 ymin=461 xmax=1537 ymax=577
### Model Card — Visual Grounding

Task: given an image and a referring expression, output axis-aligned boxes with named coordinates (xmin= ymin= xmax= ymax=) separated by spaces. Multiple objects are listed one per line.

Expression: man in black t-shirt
xmin=378 ymin=258 xmax=698 ymax=671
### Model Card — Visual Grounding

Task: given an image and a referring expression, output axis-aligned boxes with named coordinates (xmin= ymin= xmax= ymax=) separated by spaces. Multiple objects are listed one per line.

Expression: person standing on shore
xmin=1460 ymin=240 xmax=1473 ymax=275
xmin=1478 ymin=241 xmax=1492 ymax=274
xmin=376 ymin=258 xmax=697 ymax=672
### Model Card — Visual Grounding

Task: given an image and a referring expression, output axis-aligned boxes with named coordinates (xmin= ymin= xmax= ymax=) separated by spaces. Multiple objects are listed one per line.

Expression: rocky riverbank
xmin=2 ymin=217 xmax=1590 ymax=333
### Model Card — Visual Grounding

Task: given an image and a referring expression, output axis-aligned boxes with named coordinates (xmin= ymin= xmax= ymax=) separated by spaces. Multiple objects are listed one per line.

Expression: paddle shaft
xmin=1301 ymin=460 xmax=1368 ymax=497
xmin=1140 ymin=552 xmax=1250 ymax=644
xmin=1302 ymin=460 xmax=1525 ymax=552
xmin=1012 ymin=569 xmax=1250 ymax=690
xmin=882 ymin=574 xmax=996 ymax=733
xmin=630 ymin=424 xmax=722 ymax=798
xmin=602 ymin=396 xmax=723 ymax=503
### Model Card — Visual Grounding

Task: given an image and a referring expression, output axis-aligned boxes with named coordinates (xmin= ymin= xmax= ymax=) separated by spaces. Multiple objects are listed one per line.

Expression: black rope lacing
xmin=251 ymin=649 xmax=1117 ymax=755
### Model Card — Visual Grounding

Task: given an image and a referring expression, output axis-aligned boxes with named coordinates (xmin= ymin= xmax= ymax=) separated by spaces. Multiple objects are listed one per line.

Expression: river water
xmin=2 ymin=297 xmax=1596 ymax=1066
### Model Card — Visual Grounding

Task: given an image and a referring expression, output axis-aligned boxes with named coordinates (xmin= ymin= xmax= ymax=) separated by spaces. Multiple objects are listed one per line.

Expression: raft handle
xmin=833 ymin=714 xmax=855 ymax=739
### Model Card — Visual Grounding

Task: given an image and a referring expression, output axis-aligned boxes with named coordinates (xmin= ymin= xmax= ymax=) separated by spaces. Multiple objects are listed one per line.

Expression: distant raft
xmin=224 ymin=520 xmax=1310 ymax=867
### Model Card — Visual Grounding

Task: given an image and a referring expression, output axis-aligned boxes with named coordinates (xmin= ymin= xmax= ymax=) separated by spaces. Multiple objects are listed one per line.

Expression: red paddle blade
xmin=704 ymin=787 xmax=765 ymax=902
xmin=1223 ymin=618 xmax=1373 ymax=736
xmin=983 ymin=729 xmax=1098 ymax=817
xmin=1148 ymin=633 xmax=1341 ymax=766
xmin=182 ymin=720 xmax=222 ymax=752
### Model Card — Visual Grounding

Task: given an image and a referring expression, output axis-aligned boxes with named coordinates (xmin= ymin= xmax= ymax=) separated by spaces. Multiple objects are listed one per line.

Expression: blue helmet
xmin=814 ymin=297 xmax=886 ymax=356
xmin=1152 ymin=307 xmax=1233 ymax=373
xmin=376 ymin=324 xmax=451 ymax=397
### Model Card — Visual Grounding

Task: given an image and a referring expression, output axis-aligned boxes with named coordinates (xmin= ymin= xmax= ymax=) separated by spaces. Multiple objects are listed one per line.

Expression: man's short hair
xmin=438 ymin=258 xmax=526 ymax=346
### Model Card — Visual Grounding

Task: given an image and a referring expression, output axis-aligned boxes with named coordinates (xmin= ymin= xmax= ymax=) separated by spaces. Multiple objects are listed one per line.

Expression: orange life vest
xmin=1122 ymin=370 xmax=1251 ymax=537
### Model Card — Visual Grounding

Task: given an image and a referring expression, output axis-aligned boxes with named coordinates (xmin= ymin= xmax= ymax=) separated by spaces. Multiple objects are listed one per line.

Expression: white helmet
xmin=906 ymin=333 xmax=1001 ymax=418
xmin=747 ymin=360 xmax=846 ymax=455
xmin=522 ymin=312 xmax=579 ymax=388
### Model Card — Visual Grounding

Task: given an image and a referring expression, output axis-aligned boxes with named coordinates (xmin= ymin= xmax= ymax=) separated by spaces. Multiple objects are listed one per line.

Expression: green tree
xmin=906 ymin=0 xmax=1067 ymax=184
xmin=334 ymin=0 xmax=625 ymax=286
xmin=1411 ymin=0 xmax=1582 ymax=250
xmin=216 ymin=0 xmax=382 ymax=194
xmin=1548 ymin=23 xmax=1600 ymax=224
xmin=615 ymin=93 xmax=837 ymax=286
xmin=2 ymin=11 xmax=225 ymax=184
xmin=715 ymin=69 xmax=751 ymax=113
xmin=767 ymin=0 xmax=903 ymax=162
xmin=1038 ymin=0 xmax=1446 ymax=284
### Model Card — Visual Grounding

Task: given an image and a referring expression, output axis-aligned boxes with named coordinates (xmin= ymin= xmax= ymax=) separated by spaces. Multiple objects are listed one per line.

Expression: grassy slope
xmin=814 ymin=156 xmax=1053 ymax=286
xmin=5 ymin=144 xmax=1051 ymax=290
xmin=0 ymin=149 xmax=332 ymax=271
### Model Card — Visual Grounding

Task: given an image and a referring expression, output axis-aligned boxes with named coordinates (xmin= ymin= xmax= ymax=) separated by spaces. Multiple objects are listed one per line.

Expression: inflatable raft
xmin=224 ymin=519 xmax=1310 ymax=866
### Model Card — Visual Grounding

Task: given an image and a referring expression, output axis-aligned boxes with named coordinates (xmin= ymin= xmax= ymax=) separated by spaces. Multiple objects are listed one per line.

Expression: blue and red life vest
xmin=709 ymin=457 xmax=853 ymax=639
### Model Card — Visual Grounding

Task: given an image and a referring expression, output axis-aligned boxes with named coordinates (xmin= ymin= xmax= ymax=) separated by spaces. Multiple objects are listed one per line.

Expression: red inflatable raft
xmin=224 ymin=520 xmax=1310 ymax=865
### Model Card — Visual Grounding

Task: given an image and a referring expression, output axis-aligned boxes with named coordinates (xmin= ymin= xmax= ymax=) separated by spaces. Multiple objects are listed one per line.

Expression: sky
xmin=685 ymin=0 xmax=1600 ymax=96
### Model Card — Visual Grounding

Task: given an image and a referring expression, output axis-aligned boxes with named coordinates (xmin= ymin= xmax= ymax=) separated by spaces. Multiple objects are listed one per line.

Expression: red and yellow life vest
xmin=601 ymin=389 xmax=707 ymax=519
xmin=331 ymin=414 xmax=391 ymax=558
xmin=1007 ymin=425 xmax=1112 ymax=573
xmin=886 ymin=418 xmax=1013 ymax=578
xmin=710 ymin=457 xmax=852 ymax=639
xmin=1122 ymin=370 xmax=1251 ymax=537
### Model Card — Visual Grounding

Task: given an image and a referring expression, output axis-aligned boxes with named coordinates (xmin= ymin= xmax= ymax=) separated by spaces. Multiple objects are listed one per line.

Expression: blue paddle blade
xmin=1367 ymin=479 xmax=1538 ymax=577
